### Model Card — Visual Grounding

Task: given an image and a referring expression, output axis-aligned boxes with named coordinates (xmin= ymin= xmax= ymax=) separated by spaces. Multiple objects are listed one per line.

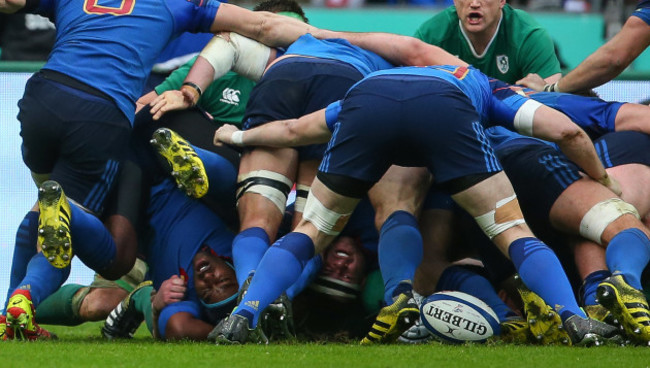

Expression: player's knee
xmin=236 ymin=170 xmax=293 ymax=214
xmin=580 ymin=198 xmax=640 ymax=244
xmin=302 ymin=193 xmax=352 ymax=237
xmin=294 ymin=184 xmax=310 ymax=214
xmin=474 ymin=194 xmax=526 ymax=240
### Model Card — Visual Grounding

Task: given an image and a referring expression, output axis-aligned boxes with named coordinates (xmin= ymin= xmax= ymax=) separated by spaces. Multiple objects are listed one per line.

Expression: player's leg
xmin=232 ymin=147 xmax=298 ymax=289
xmin=452 ymin=172 xmax=620 ymax=345
xmin=212 ymin=177 xmax=361 ymax=344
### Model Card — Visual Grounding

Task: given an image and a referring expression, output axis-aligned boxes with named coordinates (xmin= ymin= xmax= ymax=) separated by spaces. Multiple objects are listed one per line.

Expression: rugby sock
xmin=580 ymin=270 xmax=611 ymax=306
xmin=605 ymin=228 xmax=650 ymax=289
xmin=509 ymin=237 xmax=586 ymax=321
xmin=235 ymin=233 xmax=314 ymax=328
xmin=233 ymin=227 xmax=271 ymax=289
xmin=437 ymin=265 xmax=517 ymax=321
xmin=16 ymin=252 xmax=71 ymax=307
xmin=193 ymin=146 xmax=237 ymax=200
xmin=69 ymin=203 xmax=117 ymax=272
xmin=5 ymin=211 xmax=39 ymax=307
xmin=286 ymin=255 xmax=323 ymax=300
xmin=131 ymin=285 xmax=155 ymax=333
xmin=35 ymin=284 xmax=85 ymax=326
xmin=378 ymin=211 xmax=422 ymax=304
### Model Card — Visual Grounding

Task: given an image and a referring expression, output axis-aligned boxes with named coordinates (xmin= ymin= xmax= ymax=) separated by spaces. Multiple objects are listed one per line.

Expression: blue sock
xmin=509 ymin=237 xmax=586 ymax=321
xmin=69 ymin=204 xmax=116 ymax=271
xmin=5 ymin=211 xmax=39 ymax=308
xmin=605 ymin=228 xmax=650 ymax=289
xmin=16 ymin=253 xmax=71 ymax=307
xmin=378 ymin=211 xmax=422 ymax=304
xmin=194 ymin=146 xmax=237 ymax=201
xmin=580 ymin=270 xmax=611 ymax=306
xmin=437 ymin=265 xmax=517 ymax=322
xmin=233 ymin=227 xmax=271 ymax=289
xmin=286 ymin=255 xmax=323 ymax=300
xmin=235 ymin=232 xmax=314 ymax=328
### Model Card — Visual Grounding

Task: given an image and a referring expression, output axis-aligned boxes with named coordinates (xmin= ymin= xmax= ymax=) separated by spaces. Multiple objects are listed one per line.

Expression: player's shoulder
xmin=503 ymin=4 xmax=544 ymax=30
xmin=415 ymin=7 xmax=458 ymax=41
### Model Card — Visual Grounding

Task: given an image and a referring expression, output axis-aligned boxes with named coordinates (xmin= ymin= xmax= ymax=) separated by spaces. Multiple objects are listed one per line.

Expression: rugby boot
xmin=0 ymin=315 xmax=6 ymax=341
xmin=361 ymin=291 xmax=419 ymax=345
xmin=208 ymin=313 xmax=268 ymax=345
xmin=38 ymin=180 xmax=73 ymax=268
xmin=515 ymin=275 xmax=570 ymax=345
xmin=499 ymin=316 xmax=534 ymax=344
xmin=584 ymin=304 xmax=620 ymax=328
xmin=5 ymin=289 xmax=56 ymax=341
xmin=261 ymin=293 xmax=296 ymax=341
xmin=101 ymin=281 xmax=153 ymax=339
xmin=563 ymin=314 xmax=624 ymax=347
xmin=397 ymin=317 xmax=434 ymax=344
xmin=150 ymin=128 xmax=208 ymax=198
xmin=597 ymin=274 xmax=650 ymax=345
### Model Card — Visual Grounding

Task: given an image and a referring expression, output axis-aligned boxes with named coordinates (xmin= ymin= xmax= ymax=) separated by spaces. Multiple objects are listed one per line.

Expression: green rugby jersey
xmin=415 ymin=4 xmax=560 ymax=84
xmin=155 ymin=56 xmax=256 ymax=127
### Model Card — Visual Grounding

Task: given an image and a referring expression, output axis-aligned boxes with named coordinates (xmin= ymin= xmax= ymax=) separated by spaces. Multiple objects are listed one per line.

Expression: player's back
xmin=365 ymin=65 xmax=492 ymax=121
xmin=36 ymin=0 xmax=219 ymax=122
xmin=284 ymin=34 xmax=393 ymax=76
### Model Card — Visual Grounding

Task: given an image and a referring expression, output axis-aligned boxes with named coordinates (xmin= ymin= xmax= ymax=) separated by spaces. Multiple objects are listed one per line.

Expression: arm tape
xmin=199 ymin=33 xmax=271 ymax=82
xmin=513 ymin=99 xmax=542 ymax=137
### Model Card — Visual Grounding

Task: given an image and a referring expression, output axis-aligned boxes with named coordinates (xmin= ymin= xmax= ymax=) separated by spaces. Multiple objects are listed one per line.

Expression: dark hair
xmin=253 ymin=0 xmax=308 ymax=23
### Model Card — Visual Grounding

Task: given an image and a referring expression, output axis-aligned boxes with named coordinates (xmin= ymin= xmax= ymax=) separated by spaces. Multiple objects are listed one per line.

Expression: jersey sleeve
xmin=157 ymin=300 xmax=202 ymax=339
xmin=168 ymin=0 xmax=221 ymax=35
xmin=517 ymin=28 xmax=561 ymax=79
xmin=325 ymin=100 xmax=343 ymax=132
xmin=488 ymin=79 xmax=530 ymax=131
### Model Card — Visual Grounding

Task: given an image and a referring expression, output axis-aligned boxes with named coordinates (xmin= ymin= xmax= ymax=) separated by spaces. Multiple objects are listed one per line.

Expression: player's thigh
xmin=237 ymin=147 xmax=298 ymax=231
xmin=368 ymin=165 xmax=431 ymax=229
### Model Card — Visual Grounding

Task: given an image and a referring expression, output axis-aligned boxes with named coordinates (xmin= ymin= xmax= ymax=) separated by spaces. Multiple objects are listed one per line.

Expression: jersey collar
xmin=459 ymin=10 xmax=503 ymax=59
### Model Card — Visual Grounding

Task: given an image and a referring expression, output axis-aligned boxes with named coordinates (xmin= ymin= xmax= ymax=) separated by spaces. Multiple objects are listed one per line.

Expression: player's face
xmin=454 ymin=0 xmax=505 ymax=35
xmin=193 ymin=252 xmax=238 ymax=304
xmin=321 ymin=236 xmax=366 ymax=285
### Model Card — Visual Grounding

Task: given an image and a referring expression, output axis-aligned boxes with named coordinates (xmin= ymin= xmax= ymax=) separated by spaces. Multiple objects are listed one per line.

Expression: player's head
xmin=309 ymin=236 xmax=367 ymax=302
xmin=253 ymin=0 xmax=309 ymax=23
xmin=453 ymin=0 xmax=505 ymax=35
xmin=192 ymin=246 xmax=238 ymax=320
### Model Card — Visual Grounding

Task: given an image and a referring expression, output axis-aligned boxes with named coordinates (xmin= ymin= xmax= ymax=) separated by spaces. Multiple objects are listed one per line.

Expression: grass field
xmin=2 ymin=322 xmax=650 ymax=368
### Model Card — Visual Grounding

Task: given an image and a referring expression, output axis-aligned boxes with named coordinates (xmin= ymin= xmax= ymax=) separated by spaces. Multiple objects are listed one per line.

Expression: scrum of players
xmin=1 ymin=0 xmax=650 ymax=347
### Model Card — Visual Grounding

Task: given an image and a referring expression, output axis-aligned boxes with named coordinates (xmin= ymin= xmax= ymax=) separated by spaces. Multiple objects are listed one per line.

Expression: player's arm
xmin=519 ymin=102 xmax=621 ymax=194
xmin=214 ymin=108 xmax=331 ymax=147
xmin=210 ymin=3 xmax=316 ymax=48
xmin=150 ymin=32 xmax=276 ymax=120
xmin=163 ymin=312 xmax=214 ymax=341
xmin=524 ymin=17 xmax=650 ymax=93
xmin=0 ymin=0 xmax=26 ymax=13
xmin=315 ymin=30 xmax=468 ymax=67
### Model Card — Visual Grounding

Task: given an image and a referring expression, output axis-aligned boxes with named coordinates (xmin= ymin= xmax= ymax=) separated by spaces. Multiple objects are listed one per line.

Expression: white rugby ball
xmin=420 ymin=291 xmax=500 ymax=343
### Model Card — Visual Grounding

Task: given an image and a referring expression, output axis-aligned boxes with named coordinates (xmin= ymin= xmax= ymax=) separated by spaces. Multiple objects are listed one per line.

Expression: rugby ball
xmin=420 ymin=291 xmax=500 ymax=343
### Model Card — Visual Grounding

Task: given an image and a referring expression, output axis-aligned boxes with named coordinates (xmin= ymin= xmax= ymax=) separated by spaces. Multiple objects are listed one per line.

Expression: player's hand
xmin=598 ymin=174 xmax=623 ymax=196
xmin=213 ymin=124 xmax=241 ymax=146
xmin=151 ymin=274 xmax=187 ymax=312
xmin=150 ymin=90 xmax=192 ymax=120
xmin=516 ymin=73 xmax=547 ymax=91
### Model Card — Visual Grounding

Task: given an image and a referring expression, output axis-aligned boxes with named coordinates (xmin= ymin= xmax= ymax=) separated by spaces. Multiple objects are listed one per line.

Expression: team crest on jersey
xmin=496 ymin=55 xmax=509 ymax=74
xmin=220 ymin=88 xmax=241 ymax=105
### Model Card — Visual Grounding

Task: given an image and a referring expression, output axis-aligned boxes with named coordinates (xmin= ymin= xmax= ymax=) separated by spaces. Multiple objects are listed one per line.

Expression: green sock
xmin=36 ymin=284 xmax=86 ymax=326
xmin=131 ymin=285 xmax=154 ymax=334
